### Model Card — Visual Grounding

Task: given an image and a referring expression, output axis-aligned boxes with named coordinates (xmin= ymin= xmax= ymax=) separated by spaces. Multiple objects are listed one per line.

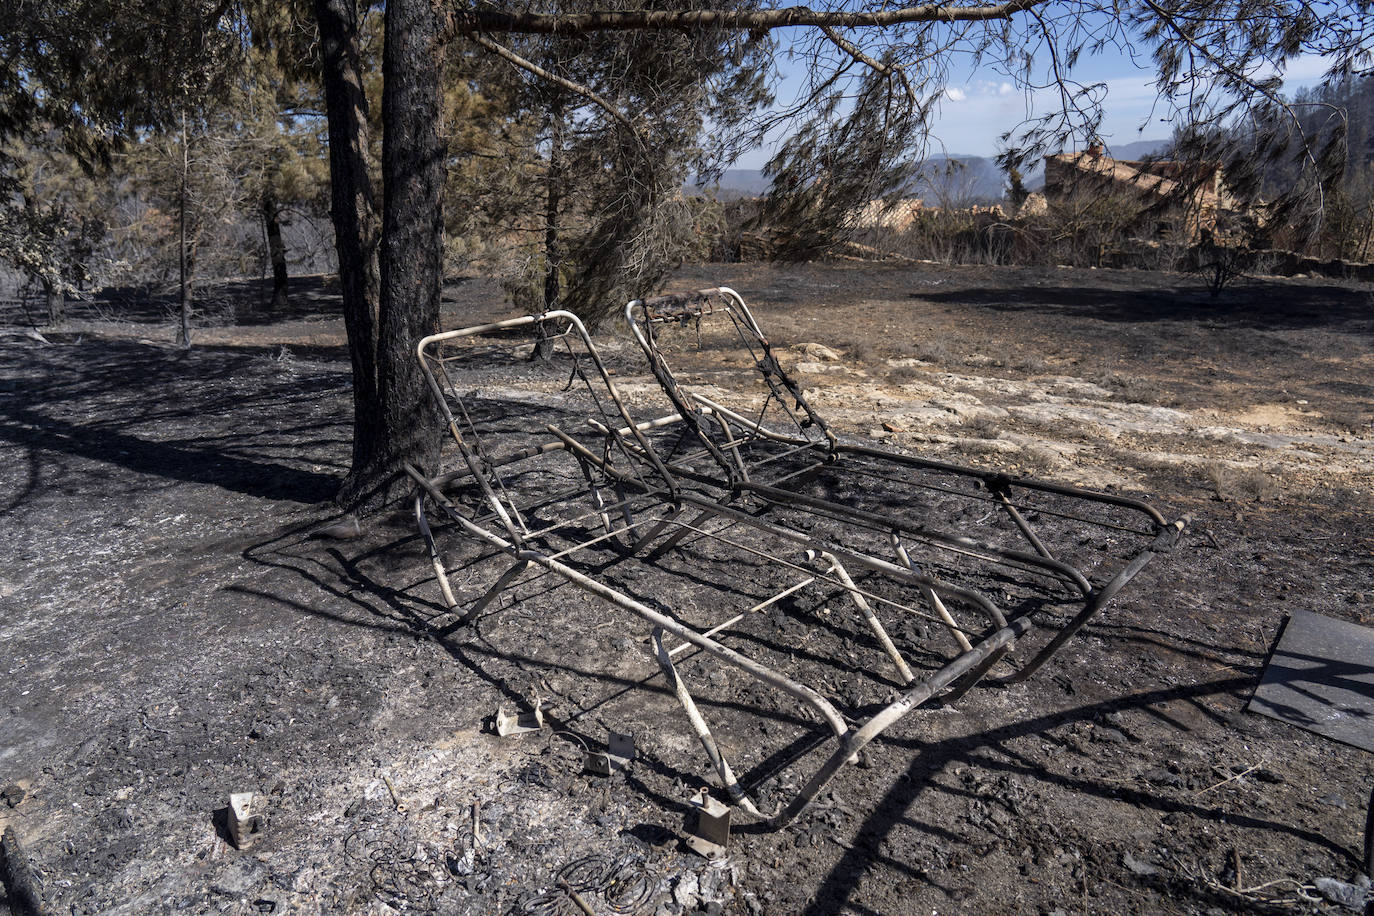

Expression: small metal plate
xmin=584 ymin=731 xmax=635 ymax=776
xmin=494 ymin=706 xmax=545 ymax=737
xmin=1249 ymin=609 xmax=1374 ymax=752
xmin=685 ymin=790 xmax=731 ymax=858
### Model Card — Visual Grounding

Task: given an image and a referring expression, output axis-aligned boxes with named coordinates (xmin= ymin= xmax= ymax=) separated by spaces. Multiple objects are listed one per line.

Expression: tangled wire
xmin=345 ymin=823 xmax=456 ymax=912
xmin=511 ymin=852 xmax=658 ymax=915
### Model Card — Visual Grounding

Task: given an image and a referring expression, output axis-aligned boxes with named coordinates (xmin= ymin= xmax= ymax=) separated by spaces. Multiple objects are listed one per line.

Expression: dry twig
xmin=1194 ymin=762 xmax=1261 ymax=796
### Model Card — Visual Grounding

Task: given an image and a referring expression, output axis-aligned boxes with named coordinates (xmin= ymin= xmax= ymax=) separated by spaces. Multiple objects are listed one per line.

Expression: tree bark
xmin=450 ymin=1 xmax=1047 ymax=36
xmin=178 ymin=111 xmax=192 ymax=349
xmin=263 ymin=189 xmax=289 ymax=309
xmin=313 ymin=0 xmax=388 ymax=508
xmin=42 ymin=278 xmax=64 ymax=326
xmin=543 ymin=99 xmax=564 ymax=314
xmin=526 ymin=99 xmax=567 ymax=364
xmin=332 ymin=0 xmax=444 ymax=511
xmin=527 ymin=103 xmax=564 ymax=364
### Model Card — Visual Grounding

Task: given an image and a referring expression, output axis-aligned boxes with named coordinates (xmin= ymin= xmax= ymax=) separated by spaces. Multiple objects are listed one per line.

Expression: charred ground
xmin=2 ymin=262 xmax=1372 ymax=915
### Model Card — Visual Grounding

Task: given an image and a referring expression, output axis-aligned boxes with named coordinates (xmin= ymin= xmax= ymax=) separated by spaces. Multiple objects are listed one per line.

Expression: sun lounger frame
xmin=408 ymin=308 xmax=1185 ymax=831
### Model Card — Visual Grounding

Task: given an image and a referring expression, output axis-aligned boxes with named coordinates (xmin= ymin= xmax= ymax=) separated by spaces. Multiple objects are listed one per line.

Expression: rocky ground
xmin=2 ymin=262 xmax=1372 ymax=915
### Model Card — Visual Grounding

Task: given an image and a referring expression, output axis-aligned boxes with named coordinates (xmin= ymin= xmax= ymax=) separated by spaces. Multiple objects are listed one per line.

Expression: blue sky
xmin=926 ymin=51 xmax=1333 ymax=156
xmin=735 ymin=38 xmax=1337 ymax=167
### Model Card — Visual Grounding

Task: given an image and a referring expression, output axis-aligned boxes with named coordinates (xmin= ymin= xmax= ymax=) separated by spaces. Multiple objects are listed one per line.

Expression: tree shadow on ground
xmin=799 ymin=671 xmax=1364 ymax=916
xmin=67 ymin=273 xmax=499 ymax=328
xmin=920 ymin=279 xmax=1374 ymax=335
xmin=76 ymin=275 xmax=344 ymax=326
xmin=0 ymin=339 xmax=344 ymax=514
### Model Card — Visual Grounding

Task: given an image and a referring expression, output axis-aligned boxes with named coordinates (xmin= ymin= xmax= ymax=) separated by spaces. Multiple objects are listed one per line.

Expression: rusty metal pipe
xmin=414 ymin=490 xmax=459 ymax=610
xmin=652 ymin=628 xmax=771 ymax=818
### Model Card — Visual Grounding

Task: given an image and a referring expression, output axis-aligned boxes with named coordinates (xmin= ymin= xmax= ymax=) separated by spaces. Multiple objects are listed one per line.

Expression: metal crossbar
xmin=407 ymin=307 xmax=1186 ymax=835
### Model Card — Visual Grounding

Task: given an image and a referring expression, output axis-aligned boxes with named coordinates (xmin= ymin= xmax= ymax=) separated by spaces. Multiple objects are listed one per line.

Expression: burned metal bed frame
xmin=407 ymin=307 xmax=1185 ymax=840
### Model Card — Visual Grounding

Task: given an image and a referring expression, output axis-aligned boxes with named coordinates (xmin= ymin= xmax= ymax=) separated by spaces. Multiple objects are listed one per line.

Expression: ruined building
xmin=1041 ymin=144 xmax=1234 ymax=242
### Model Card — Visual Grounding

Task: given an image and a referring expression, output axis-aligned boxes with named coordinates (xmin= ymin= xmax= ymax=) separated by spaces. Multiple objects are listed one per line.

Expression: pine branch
xmin=448 ymin=0 xmax=1050 ymax=39
xmin=466 ymin=32 xmax=639 ymax=135
xmin=818 ymin=25 xmax=918 ymax=103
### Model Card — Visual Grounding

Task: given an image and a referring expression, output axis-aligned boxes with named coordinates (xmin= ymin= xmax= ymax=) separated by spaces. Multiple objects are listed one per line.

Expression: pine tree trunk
xmin=543 ymin=101 xmax=564 ymax=313
xmin=327 ymin=0 xmax=444 ymax=511
xmin=263 ymin=190 xmax=289 ymax=309
xmin=42 ymin=278 xmax=64 ymax=326
xmin=178 ymin=113 xmax=192 ymax=349
xmin=530 ymin=101 xmax=564 ymax=363
xmin=314 ymin=0 xmax=388 ymax=509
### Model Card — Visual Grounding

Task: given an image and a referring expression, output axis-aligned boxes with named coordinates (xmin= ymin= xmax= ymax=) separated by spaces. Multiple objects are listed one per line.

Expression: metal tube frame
xmin=406 ymin=308 xmax=1186 ymax=831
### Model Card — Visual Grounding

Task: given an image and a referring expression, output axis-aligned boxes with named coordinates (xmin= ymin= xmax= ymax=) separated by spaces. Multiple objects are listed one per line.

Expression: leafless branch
xmin=818 ymin=25 xmax=918 ymax=104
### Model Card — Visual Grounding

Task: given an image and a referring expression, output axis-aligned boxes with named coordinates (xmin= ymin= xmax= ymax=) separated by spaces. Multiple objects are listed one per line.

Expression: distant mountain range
xmin=691 ymin=139 xmax=1171 ymax=202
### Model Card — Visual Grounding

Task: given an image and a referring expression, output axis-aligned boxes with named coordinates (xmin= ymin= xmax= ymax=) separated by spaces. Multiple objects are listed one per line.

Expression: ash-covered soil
xmin=3 ymin=262 xmax=1373 ymax=915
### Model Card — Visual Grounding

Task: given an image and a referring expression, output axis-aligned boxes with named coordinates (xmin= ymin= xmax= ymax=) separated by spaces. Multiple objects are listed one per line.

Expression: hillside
xmin=693 ymin=139 xmax=1171 ymax=202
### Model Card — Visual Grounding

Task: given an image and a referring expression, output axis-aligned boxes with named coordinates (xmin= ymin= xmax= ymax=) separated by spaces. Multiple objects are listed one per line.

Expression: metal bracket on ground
xmin=584 ymin=731 xmax=636 ymax=776
xmin=227 ymin=792 xmax=262 ymax=849
xmin=685 ymin=788 xmax=732 ymax=858
xmin=494 ymin=703 xmax=549 ymax=737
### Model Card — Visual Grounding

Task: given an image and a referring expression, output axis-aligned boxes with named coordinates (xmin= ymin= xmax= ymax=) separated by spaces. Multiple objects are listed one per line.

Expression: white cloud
xmin=924 ymin=73 xmax=1162 ymax=155
xmin=1273 ymin=53 xmax=1339 ymax=86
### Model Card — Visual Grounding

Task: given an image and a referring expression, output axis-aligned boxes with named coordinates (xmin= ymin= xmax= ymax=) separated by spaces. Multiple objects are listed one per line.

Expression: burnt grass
xmin=3 ymin=262 xmax=1374 ymax=915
